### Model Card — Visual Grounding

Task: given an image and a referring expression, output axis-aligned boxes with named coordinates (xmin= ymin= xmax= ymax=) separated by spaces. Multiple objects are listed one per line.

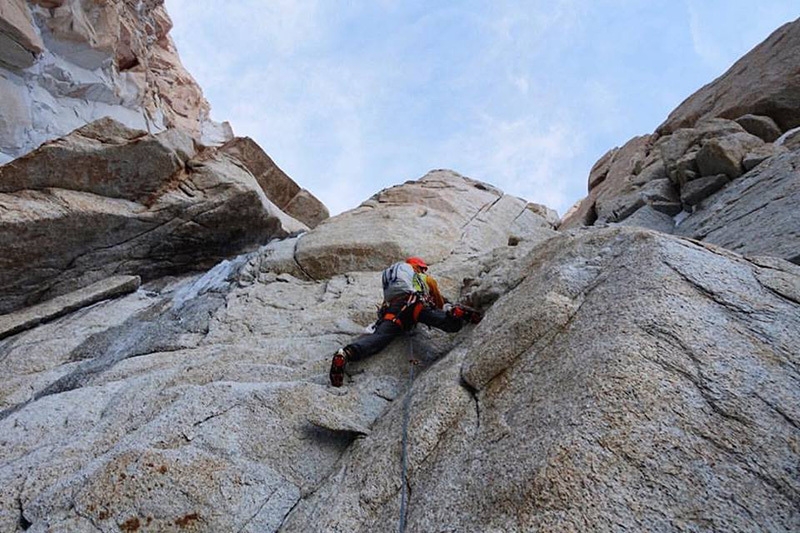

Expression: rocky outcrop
xmin=736 ymin=113 xmax=783 ymax=142
xmin=219 ymin=137 xmax=329 ymax=228
xmin=0 ymin=0 xmax=232 ymax=164
xmin=658 ymin=19 xmax=800 ymax=134
xmin=0 ymin=118 xmax=314 ymax=314
xmin=1 ymin=219 xmax=797 ymax=531
xmin=675 ymin=150 xmax=800 ymax=263
xmin=1 ymin=7 xmax=798 ymax=533
xmin=561 ymin=19 xmax=800 ymax=266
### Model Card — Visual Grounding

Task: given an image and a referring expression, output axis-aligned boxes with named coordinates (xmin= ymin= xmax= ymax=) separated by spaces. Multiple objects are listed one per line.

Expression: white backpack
xmin=381 ymin=262 xmax=425 ymax=302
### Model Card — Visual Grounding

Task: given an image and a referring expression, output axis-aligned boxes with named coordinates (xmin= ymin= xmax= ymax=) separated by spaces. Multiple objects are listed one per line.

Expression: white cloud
xmin=511 ymin=75 xmax=530 ymax=95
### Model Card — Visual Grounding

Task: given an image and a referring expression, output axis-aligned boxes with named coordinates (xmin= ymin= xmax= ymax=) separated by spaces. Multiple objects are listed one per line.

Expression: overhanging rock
xmin=0 ymin=118 xmax=309 ymax=314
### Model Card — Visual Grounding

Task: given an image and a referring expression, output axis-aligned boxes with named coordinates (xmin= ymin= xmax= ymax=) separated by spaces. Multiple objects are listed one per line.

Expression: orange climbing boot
xmin=329 ymin=348 xmax=349 ymax=387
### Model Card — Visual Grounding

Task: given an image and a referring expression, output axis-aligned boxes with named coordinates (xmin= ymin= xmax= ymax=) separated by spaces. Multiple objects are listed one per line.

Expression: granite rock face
xmin=1 ymin=8 xmax=799 ymax=533
xmin=1 ymin=164 xmax=798 ymax=532
xmin=675 ymin=151 xmax=800 ymax=263
xmin=0 ymin=174 xmax=561 ymax=532
xmin=0 ymin=0 xmax=232 ymax=164
xmin=283 ymin=228 xmax=800 ymax=532
xmin=0 ymin=118 xmax=315 ymax=314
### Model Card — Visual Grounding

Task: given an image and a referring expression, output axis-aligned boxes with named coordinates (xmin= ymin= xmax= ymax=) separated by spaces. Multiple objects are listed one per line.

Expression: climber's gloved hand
xmin=446 ymin=303 xmax=482 ymax=324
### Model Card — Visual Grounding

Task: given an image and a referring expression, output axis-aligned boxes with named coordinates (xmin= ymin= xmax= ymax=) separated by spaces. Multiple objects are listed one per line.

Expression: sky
xmin=164 ymin=1 xmax=798 ymax=217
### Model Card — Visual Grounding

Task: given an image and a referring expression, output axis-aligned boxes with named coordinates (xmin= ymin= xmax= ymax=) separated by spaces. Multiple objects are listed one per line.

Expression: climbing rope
xmin=398 ymin=334 xmax=417 ymax=533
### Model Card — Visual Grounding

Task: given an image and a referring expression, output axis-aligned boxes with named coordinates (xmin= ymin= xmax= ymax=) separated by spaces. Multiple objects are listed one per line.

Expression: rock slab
xmin=0 ymin=275 xmax=140 ymax=340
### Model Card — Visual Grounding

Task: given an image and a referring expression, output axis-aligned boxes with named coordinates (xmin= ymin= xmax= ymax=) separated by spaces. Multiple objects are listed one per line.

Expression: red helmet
xmin=405 ymin=256 xmax=428 ymax=272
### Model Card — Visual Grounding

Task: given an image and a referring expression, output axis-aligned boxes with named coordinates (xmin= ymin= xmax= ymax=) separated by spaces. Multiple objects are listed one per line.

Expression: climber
xmin=329 ymin=256 xmax=481 ymax=387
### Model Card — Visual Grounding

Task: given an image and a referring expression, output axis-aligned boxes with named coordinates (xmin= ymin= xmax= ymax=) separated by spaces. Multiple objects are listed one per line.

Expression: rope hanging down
xmin=398 ymin=334 xmax=417 ymax=533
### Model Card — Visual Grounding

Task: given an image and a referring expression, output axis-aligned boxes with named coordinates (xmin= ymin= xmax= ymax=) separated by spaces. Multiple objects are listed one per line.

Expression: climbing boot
xmin=329 ymin=348 xmax=349 ymax=387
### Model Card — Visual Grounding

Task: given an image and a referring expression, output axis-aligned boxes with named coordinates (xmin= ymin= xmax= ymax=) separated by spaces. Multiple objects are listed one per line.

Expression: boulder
xmin=284 ymin=189 xmax=329 ymax=229
xmin=743 ymin=143 xmax=789 ymax=171
xmin=636 ymin=156 xmax=668 ymax=184
xmin=0 ymin=118 xmax=307 ymax=314
xmin=695 ymin=132 xmax=764 ymax=179
xmin=676 ymin=151 xmax=800 ymax=264
xmin=640 ymin=178 xmax=681 ymax=215
xmin=672 ymin=149 xmax=700 ymax=185
xmin=616 ymin=204 xmax=676 ymax=234
xmin=658 ymin=19 xmax=800 ymax=134
xmin=658 ymin=118 xmax=747 ymax=185
xmin=295 ymin=170 xmax=557 ymax=279
xmin=735 ymin=114 xmax=783 ymax=142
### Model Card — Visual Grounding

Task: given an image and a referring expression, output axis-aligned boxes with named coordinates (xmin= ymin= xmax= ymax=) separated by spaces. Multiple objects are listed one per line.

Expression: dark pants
xmin=347 ymin=307 xmax=463 ymax=362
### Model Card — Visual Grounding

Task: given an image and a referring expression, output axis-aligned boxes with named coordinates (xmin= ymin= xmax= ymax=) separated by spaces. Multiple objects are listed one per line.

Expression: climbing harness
xmin=398 ymin=334 xmax=418 ymax=533
xmin=381 ymin=293 xmax=425 ymax=330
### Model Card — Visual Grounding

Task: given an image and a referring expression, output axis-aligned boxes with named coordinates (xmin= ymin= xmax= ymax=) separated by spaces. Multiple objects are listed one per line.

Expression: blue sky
xmin=164 ymin=1 xmax=798 ymax=216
